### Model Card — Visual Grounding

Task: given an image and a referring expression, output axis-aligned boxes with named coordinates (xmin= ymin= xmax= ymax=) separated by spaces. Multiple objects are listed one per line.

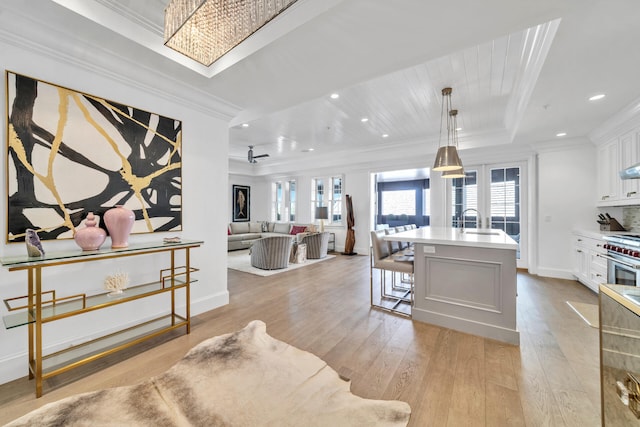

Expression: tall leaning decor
xmin=342 ymin=194 xmax=357 ymax=255
xmin=6 ymin=71 xmax=183 ymax=243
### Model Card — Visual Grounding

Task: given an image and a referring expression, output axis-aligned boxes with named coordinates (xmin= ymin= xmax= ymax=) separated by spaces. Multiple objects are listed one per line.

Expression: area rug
xmin=567 ymin=301 xmax=599 ymax=328
xmin=228 ymin=249 xmax=335 ymax=277
xmin=6 ymin=320 xmax=410 ymax=427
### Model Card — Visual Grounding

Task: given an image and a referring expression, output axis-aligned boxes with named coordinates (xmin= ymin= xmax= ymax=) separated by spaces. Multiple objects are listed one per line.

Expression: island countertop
xmin=384 ymin=226 xmax=518 ymax=250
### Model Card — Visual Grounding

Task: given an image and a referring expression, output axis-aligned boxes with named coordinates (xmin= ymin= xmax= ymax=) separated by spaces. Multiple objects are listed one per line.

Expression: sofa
xmin=228 ymin=221 xmax=315 ymax=251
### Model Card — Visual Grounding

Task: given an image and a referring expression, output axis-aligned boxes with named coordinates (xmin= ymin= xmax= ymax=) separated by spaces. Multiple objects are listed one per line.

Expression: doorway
xmin=450 ymin=163 xmax=527 ymax=268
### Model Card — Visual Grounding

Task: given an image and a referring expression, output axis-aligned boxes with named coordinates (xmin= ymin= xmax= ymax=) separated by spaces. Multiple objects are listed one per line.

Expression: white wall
xmin=228 ymin=174 xmax=270 ymax=223
xmin=536 ymin=140 xmax=597 ymax=278
xmin=0 ymin=19 xmax=230 ymax=383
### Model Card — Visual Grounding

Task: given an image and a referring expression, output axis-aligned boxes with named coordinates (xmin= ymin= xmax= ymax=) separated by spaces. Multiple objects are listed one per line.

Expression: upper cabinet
xmin=596 ymin=127 xmax=640 ymax=206
xmin=597 ymin=139 xmax=619 ymax=204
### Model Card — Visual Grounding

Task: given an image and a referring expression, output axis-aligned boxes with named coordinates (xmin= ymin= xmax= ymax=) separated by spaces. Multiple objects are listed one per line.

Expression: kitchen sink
xmin=463 ymin=231 xmax=501 ymax=236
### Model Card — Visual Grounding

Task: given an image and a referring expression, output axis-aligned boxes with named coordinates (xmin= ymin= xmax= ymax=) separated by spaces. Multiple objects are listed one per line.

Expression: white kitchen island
xmin=385 ymin=227 xmax=519 ymax=345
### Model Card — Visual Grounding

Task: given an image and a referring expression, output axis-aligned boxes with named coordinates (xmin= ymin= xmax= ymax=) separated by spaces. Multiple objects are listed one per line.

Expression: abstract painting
xmin=232 ymin=185 xmax=250 ymax=222
xmin=5 ymin=71 xmax=182 ymax=242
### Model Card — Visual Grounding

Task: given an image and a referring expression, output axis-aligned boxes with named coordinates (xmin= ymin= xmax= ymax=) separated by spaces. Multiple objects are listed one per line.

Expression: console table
xmin=1 ymin=240 xmax=202 ymax=397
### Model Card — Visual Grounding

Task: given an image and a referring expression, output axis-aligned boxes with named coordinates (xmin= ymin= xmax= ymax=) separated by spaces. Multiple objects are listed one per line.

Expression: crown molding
xmin=588 ymin=96 xmax=640 ymax=144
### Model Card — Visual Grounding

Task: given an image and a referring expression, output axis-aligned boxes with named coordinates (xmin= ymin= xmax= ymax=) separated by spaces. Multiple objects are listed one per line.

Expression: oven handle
xmin=598 ymin=253 xmax=640 ymax=269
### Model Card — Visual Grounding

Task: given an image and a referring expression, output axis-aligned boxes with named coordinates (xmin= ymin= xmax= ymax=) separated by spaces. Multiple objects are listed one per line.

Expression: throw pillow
xmin=290 ymin=225 xmax=307 ymax=235
xmin=261 ymin=221 xmax=269 ymax=232
xmin=228 ymin=227 xmax=231 ymax=236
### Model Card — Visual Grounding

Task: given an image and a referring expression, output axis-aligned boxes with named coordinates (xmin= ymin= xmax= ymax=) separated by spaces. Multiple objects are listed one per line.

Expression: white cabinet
xmin=619 ymin=129 xmax=640 ymax=201
xmin=596 ymin=127 xmax=640 ymax=206
xmin=572 ymin=231 xmax=607 ymax=293
xmin=597 ymin=139 xmax=619 ymax=204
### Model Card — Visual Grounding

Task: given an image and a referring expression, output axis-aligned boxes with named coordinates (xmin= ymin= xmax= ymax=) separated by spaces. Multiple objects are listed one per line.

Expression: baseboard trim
xmin=536 ymin=267 xmax=575 ymax=280
xmin=412 ymin=308 xmax=520 ymax=345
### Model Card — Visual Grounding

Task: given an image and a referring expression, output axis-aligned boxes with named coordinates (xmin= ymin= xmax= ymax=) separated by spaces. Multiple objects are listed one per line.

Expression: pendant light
xmin=433 ymin=87 xmax=464 ymax=171
xmin=441 ymin=109 xmax=466 ymax=178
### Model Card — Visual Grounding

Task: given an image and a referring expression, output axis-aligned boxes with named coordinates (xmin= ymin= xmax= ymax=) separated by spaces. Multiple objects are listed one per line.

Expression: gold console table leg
xmin=27 ymin=268 xmax=34 ymax=380
xmin=186 ymin=247 xmax=191 ymax=334
xmin=34 ymin=267 xmax=43 ymax=398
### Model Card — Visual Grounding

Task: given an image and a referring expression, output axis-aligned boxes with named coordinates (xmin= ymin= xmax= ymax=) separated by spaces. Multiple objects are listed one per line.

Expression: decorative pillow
xmin=290 ymin=225 xmax=307 ymax=235
xmin=228 ymin=227 xmax=231 ymax=236
xmin=249 ymin=222 xmax=262 ymax=233
xmin=306 ymin=224 xmax=317 ymax=233
xmin=273 ymin=223 xmax=290 ymax=234
xmin=261 ymin=221 xmax=269 ymax=232
xmin=230 ymin=222 xmax=249 ymax=234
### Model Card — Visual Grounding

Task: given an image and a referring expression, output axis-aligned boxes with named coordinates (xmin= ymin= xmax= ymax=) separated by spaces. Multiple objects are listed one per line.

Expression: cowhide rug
xmin=6 ymin=320 xmax=411 ymax=426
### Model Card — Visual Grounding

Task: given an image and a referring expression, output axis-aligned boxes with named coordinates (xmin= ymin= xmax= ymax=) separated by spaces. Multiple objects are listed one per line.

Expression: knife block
xmin=600 ymin=218 xmax=626 ymax=232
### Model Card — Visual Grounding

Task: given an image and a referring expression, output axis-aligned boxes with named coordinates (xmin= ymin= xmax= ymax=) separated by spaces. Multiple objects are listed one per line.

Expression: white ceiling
xmin=39 ymin=0 xmax=640 ymax=174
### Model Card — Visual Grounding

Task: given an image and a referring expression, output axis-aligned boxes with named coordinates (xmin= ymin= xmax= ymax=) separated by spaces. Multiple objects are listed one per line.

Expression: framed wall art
xmin=5 ymin=71 xmax=183 ymax=242
xmin=232 ymin=185 xmax=250 ymax=222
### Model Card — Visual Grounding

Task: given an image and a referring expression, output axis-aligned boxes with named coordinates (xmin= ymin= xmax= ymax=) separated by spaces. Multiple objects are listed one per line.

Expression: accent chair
xmin=302 ymin=232 xmax=331 ymax=259
xmin=250 ymin=235 xmax=293 ymax=270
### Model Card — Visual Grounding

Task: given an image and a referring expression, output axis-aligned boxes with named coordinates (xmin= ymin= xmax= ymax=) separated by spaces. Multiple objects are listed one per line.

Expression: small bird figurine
xmin=25 ymin=228 xmax=45 ymax=257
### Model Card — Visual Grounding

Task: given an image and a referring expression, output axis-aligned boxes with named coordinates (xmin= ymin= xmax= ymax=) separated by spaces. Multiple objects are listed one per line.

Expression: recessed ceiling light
xmin=241 ymin=123 xmax=249 ymax=128
xmin=556 ymin=132 xmax=567 ymax=137
xmin=382 ymin=134 xmax=389 ymax=138
xmin=330 ymin=93 xmax=339 ymax=99
xmin=456 ymin=127 xmax=462 ymax=131
xmin=301 ymin=148 xmax=314 ymax=152
xmin=589 ymin=94 xmax=605 ymax=101
xmin=361 ymin=118 xmax=369 ymax=123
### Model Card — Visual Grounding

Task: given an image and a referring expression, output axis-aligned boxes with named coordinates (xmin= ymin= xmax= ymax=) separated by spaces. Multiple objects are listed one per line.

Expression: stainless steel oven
xmin=603 ymin=235 xmax=640 ymax=287
xmin=604 ymin=251 xmax=640 ymax=286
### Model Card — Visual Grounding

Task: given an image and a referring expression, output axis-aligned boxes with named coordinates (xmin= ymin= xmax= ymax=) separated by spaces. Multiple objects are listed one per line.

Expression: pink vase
xmin=74 ymin=212 xmax=107 ymax=251
xmin=104 ymin=205 xmax=135 ymax=248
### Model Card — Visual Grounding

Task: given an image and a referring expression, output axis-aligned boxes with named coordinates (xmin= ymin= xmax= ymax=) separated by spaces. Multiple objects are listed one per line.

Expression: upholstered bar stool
xmin=369 ymin=230 xmax=414 ymax=316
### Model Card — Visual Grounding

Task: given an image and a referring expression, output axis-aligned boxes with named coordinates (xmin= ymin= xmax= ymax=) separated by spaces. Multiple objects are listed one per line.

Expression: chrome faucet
xmin=459 ymin=208 xmax=482 ymax=232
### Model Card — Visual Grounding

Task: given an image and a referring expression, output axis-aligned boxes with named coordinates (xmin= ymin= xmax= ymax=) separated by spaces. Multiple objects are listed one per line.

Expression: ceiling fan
xmin=248 ymin=145 xmax=269 ymax=163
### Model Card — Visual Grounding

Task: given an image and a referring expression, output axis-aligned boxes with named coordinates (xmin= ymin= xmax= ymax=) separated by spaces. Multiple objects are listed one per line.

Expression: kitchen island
xmin=385 ymin=227 xmax=519 ymax=345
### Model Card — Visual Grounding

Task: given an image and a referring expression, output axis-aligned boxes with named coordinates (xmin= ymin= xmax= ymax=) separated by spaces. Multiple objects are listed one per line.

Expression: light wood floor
xmin=0 ymin=254 xmax=600 ymax=426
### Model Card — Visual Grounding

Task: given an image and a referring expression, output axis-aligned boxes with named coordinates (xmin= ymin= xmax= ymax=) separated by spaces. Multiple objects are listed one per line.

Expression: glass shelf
xmin=41 ymin=314 xmax=187 ymax=379
xmin=3 ymin=276 xmax=197 ymax=329
xmin=0 ymin=240 xmax=204 ymax=270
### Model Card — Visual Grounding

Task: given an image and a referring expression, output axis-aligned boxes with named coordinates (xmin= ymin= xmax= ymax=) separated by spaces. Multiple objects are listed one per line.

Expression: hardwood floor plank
xmin=0 ymin=254 xmax=603 ymax=426
xmin=447 ymin=333 xmax=486 ymax=427
xmin=486 ymin=382 xmax=526 ymax=426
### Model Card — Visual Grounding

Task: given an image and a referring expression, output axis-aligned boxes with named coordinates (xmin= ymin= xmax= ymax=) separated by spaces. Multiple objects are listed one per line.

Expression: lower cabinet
xmin=573 ymin=231 xmax=607 ymax=292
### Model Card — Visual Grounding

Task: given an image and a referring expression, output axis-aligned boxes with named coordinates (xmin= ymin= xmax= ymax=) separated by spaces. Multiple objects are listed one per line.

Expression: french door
xmin=450 ymin=163 xmax=527 ymax=268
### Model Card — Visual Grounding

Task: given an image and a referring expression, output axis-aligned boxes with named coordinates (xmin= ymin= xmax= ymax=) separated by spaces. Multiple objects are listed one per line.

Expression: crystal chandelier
xmin=432 ymin=87 xmax=464 ymax=172
xmin=164 ymin=0 xmax=299 ymax=66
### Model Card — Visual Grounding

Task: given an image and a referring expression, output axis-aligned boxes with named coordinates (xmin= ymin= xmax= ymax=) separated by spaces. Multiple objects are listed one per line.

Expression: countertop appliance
xmin=603 ymin=235 xmax=640 ymax=286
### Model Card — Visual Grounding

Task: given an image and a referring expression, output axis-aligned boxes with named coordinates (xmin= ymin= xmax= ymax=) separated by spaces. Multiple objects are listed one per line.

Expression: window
xmin=288 ymin=180 xmax=296 ymax=221
xmin=273 ymin=181 xmax=283 ymax=221
xmin=381 ymin=190 xmax=416 ymax=215
xmin=375 ymin=178 xmax=430 ymax=227
xmin=451 ymin=171 xmax=478 ymax=228
xmin=490 ymin=167 xmax=520 ymax=237
xmin=312 ymin=175 xmax=343 ymax=225
xmin=272 ymin=179 xmax=297 ymax=222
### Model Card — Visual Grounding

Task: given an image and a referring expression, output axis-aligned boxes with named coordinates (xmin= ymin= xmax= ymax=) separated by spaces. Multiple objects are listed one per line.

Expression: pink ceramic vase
xmin=74 ymin=212 xmax=107 ymax=251
xmin=104 ymin=205 xmax=135 ymax=248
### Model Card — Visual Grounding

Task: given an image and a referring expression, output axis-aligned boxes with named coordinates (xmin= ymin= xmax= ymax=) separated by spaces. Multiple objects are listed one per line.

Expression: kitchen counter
xmin=599 ymin=284 xmax=640 ymax=425
xmin=386 ymin=226 xmax=519 ymax=345
xmin=600 ymin=284 xmax=640 ymax=316
xmin=384 ymin=226 xmax=518 ymax=250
